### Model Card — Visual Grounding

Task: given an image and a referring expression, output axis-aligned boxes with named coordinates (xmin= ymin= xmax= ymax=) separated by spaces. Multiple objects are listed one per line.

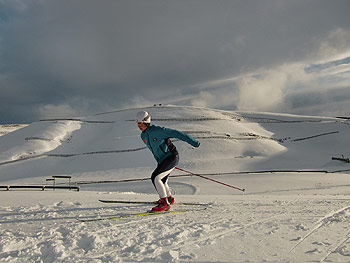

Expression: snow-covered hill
xmin=1 ymin=105 xmax=350 ymax=262
xmin=0 ymin=124 xmax=28 ymax=137
xmin=1 ymin=105 xmax=350 ymax=185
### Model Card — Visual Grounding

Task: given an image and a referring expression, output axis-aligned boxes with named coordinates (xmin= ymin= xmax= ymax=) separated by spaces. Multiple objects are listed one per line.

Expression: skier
xmin=136 ymin=111 xmax=200 ymax=212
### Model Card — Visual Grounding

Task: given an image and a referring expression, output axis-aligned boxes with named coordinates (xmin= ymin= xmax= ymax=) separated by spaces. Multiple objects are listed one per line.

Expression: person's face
xmin=137 ymin=122 xmax=148 ymax=131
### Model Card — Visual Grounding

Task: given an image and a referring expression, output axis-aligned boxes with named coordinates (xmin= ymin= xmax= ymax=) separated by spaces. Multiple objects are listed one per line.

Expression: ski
xmin=98 ymin=199 xmax=209 ymax=206
xmin=78 ymin=209 xmax=188 ymax=222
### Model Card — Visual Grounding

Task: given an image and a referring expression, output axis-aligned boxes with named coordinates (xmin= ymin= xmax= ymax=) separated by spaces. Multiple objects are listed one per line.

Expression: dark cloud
xmin=0 ymin=0 xmax=350 ymax=123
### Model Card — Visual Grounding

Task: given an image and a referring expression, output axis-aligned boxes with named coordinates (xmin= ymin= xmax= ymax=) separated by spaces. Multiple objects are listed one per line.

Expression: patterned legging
xmin=151 ymin=154 xmax=179 ymax=198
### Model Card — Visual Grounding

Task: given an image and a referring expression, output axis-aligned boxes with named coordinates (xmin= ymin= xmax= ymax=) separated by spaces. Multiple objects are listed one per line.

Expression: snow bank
xmin=0 ymin=121 xmax=81 ymax=163
xmin=0 ymin=124 xmax=28 ymax=137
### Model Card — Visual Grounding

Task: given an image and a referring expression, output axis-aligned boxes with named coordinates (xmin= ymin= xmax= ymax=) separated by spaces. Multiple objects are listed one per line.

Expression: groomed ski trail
xmin=78 ymin=210 xmax=189 ymax=222
xmin=289 ymin=205 xmax=350 ymax=252
xmin=320 ymin=232 xmax=350 ymax=262
xmin=1 ymin=191 xmax=350 ymax=262
xmin=98 ymin=199 xmax=210 ymax=206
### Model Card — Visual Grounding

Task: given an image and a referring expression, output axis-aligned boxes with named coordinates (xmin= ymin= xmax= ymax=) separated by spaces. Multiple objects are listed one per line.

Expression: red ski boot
xmin=167 ymin=195 xmax=175 ymax=205
xmin=152 ymin=197 xmax=170 ymax=212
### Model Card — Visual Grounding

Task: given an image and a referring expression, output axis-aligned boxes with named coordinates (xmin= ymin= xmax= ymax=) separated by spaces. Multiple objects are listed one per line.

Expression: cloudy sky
xmin=0 ymin=0 xmax=350 ymax=123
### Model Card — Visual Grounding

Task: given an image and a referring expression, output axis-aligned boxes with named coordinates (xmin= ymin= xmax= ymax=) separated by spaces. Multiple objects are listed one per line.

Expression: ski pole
xmin=175 ymin=167 xmax=245 ymax=192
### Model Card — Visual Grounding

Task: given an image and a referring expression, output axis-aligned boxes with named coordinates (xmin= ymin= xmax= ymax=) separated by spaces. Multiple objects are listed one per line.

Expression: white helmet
xmin=136 ymin=111 xmax=151 ymax=123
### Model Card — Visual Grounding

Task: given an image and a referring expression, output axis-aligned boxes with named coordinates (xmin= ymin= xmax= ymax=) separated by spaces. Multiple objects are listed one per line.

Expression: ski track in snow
xmin=289 ymin=204 xmax=350 ymax=261
xmin=289 ymin=205 xmax=350 ymax=251
xmin=320 ymin=233 xmax=350 ymax=262
xmin=1 ymin=194 xmax=350 ymax=262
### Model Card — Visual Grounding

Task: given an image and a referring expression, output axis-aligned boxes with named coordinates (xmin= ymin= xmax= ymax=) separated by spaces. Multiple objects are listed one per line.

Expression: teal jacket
xmin=141 ymin=124 xmax=200 ymax=164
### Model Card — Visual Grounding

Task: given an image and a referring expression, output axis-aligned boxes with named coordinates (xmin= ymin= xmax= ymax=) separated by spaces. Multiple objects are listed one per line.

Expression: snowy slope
xmin=0 ymin=105 xmax=286 ymax=185
xmin=1 ymin=105 xmax=350 ymax=262
xmin=1 ymin=105 xmax=349 ymax=185
xmin=0 ymin=124 xmax=28 ymax=137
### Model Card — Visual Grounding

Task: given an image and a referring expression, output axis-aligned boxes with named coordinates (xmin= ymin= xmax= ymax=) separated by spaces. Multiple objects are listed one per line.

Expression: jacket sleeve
xmin=161 ymin=127 xmax=200 ymax=147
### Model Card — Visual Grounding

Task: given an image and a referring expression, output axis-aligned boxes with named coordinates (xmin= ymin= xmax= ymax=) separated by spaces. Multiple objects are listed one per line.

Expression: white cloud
xmin=36 ymin=104 xmax=80 ymax=120
xmin=235 ymin=63 xmax=307 ymax=112
xmin=190 ymin=91 xmax=219 ymax=108
xmin=190 ymin=89 xmax=238 ymax=109
xmin=313 ymin=28 xmax=350 ymax=62
xmin=234 ymin=28 xmax=350 ymax=114
xmin=127 ymin=96 xmax=155 ymax=109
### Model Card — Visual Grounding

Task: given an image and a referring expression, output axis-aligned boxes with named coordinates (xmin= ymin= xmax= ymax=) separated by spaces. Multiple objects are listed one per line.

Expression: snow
xmin=0 ymin=124 xmax=28 ymax=137
xmin=1 ymin=105 xmax=350 ymax=262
